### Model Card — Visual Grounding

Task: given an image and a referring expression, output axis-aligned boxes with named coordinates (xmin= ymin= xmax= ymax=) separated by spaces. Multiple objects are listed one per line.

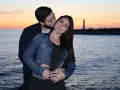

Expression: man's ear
xmin=39 ymin=22 xmax=44 ymax=26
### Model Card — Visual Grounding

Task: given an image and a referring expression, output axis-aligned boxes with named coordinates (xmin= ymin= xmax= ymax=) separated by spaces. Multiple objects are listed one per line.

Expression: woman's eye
xmin=65 ymin=25 xmax=68 ymax=28
xmin=60 ymin=20 xmax=63 ymax=23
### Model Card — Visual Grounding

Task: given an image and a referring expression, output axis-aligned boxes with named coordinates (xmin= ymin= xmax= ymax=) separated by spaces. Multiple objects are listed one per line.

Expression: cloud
xmin=0 ymin=10 xmax=22 ymax=14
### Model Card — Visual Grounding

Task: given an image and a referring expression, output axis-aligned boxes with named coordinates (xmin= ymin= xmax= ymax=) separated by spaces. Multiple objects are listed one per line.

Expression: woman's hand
xmin=49 ymin=68 xmax=65 ymax=83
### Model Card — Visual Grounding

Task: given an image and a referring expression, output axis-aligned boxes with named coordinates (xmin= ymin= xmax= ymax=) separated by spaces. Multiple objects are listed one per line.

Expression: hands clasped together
xmin=41 ymin=64 xmax=65 ymax=83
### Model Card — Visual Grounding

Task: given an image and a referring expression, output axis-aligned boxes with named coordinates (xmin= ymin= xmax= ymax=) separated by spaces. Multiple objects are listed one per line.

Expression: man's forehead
xmin=47 ymin=12 xmax=55 ymax=19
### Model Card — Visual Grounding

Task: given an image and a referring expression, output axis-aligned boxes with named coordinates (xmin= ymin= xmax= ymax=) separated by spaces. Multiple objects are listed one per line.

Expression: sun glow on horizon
xmin=0 ymin=0 xmax=120 ymax=29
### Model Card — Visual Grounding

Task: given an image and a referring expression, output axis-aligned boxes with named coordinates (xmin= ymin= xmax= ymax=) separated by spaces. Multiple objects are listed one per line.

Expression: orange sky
xmin=0 ymin=0 xmax=120 ymax=29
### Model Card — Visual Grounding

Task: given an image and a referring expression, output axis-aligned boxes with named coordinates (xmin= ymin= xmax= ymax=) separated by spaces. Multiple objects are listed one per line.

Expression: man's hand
xmin=42 ymin=68 xmax=50 ymax=80
xmin=41 ymin=64 xmax=50 ymax=79
xmin=55 ymin=68 xmax=65 ymax=72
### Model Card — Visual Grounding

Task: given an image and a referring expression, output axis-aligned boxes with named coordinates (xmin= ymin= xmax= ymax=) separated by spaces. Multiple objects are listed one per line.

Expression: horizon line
xmin=0 ymin=27 xmax=120 ymax=30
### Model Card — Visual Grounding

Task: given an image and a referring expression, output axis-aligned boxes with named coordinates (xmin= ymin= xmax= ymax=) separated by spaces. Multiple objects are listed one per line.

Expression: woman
xmin=23 ymin=15 xmax=76 ymax=90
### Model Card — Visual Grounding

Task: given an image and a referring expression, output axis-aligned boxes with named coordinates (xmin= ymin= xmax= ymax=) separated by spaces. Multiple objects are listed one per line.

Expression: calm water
xmin=0 ymin=30 xmax=120 ymax=90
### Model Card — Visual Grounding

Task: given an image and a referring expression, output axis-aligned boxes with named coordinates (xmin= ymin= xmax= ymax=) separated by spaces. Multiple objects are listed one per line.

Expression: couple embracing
xmin=18 ymin=6 xmax=76 ymax=90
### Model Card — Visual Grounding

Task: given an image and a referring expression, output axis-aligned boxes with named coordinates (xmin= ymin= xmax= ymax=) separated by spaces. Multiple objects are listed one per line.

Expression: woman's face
xmin=54 ymin=17 xmax=69 ymax=34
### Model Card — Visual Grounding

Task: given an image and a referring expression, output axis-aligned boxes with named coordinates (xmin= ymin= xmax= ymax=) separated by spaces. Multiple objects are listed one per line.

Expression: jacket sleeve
xmin=23 ymin=34 xmax=45 ymax=76
xmin=18 ymin=28 xmax=32 ymax=63
xmin=63 ymin=50 xmax=76 ymax=80
xmin=18 ymin=28 xmax=28 ymax=63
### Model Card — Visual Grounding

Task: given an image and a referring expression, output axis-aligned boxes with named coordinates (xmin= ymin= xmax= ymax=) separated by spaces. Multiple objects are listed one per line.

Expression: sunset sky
xmin=0 ymin=0 xmax=120 ymax=29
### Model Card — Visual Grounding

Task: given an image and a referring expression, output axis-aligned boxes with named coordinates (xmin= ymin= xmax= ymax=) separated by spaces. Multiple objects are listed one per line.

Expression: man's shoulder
xmin=24 ymin=23 xmax=40 ymax=31
xmin=35 ymin=33 xmax=49 ymax=40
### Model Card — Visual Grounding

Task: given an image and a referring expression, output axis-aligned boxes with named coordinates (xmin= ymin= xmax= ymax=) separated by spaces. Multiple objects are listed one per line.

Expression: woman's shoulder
xmin=31 ymin=33 xmax=48 ymax=43
xmin=34 ymin=33 xmax=48 ymax=39
xmin=37 ymin=33 xmax=46 ymax=37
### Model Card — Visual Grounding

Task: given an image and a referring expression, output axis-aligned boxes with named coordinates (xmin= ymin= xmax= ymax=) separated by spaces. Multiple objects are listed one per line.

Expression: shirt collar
xmin=41 ymin=25 xmax=50 ymax=33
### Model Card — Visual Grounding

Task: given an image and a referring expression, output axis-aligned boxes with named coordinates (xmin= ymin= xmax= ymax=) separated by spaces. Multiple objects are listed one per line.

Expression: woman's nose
xmin=60 ymin=23 xmax=64 ymax=27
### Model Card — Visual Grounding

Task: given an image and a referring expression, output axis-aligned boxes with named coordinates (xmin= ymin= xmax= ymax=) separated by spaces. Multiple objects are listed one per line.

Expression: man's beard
xmin=44 ymin=24 xmax=54 ymax=30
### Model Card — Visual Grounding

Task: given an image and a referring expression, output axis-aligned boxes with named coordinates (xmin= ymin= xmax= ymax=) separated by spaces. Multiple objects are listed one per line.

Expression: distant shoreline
xmin=0 ymin=28 xmax=120 ymax=35
xmin=74 ymin=28 xmax=120 ymax=35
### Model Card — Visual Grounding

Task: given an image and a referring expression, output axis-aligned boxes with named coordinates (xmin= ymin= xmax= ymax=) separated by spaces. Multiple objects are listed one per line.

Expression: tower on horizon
xmin=83 ymin=19 xmax=85 ymax=30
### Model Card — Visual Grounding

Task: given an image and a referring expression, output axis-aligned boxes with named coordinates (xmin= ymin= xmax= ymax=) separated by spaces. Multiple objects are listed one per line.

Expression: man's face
xmin=44 ymin=12 xmax=56 ymax=28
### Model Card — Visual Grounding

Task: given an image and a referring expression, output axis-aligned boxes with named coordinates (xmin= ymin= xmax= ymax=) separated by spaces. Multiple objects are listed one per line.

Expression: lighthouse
xmin=83 ymin=19 xmax=85 ymax=30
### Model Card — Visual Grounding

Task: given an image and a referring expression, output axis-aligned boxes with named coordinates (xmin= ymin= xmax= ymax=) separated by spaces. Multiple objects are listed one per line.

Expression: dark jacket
xmin=18 ymin=23 xmax=42 ymax=71
xmin=18 ymin=23 xmax=42 ymax=62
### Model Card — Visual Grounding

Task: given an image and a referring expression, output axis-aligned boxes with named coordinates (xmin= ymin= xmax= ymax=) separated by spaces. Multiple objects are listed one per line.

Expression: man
xmin=18 ymin=6 xmax=56 ymax=90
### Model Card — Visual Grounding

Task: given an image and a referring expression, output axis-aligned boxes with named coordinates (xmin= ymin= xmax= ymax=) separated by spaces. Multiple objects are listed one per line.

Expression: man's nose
xmin=52 ymin=19 xmax=56 ymax=24
xmin=54 ymin=19 xmax=56 ymax=23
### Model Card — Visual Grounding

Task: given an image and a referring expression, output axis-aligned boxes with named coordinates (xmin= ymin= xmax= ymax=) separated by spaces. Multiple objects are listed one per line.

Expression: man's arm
xmin=18 ymin=28 xmax=30 ymax=63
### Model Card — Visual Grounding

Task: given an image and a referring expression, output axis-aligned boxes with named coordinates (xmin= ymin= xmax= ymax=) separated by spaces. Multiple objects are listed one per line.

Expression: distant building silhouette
xmin=82 ymin=19 xmax=85 ymax=30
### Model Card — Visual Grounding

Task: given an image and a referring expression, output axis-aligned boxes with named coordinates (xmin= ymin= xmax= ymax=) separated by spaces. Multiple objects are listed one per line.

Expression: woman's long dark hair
xmin=56 ymin=15 xmax=75 ymax=63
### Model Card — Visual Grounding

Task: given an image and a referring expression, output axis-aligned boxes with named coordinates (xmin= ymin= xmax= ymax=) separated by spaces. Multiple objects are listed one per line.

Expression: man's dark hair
xmin=35 ymin=6 xmax=52 ymax=22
